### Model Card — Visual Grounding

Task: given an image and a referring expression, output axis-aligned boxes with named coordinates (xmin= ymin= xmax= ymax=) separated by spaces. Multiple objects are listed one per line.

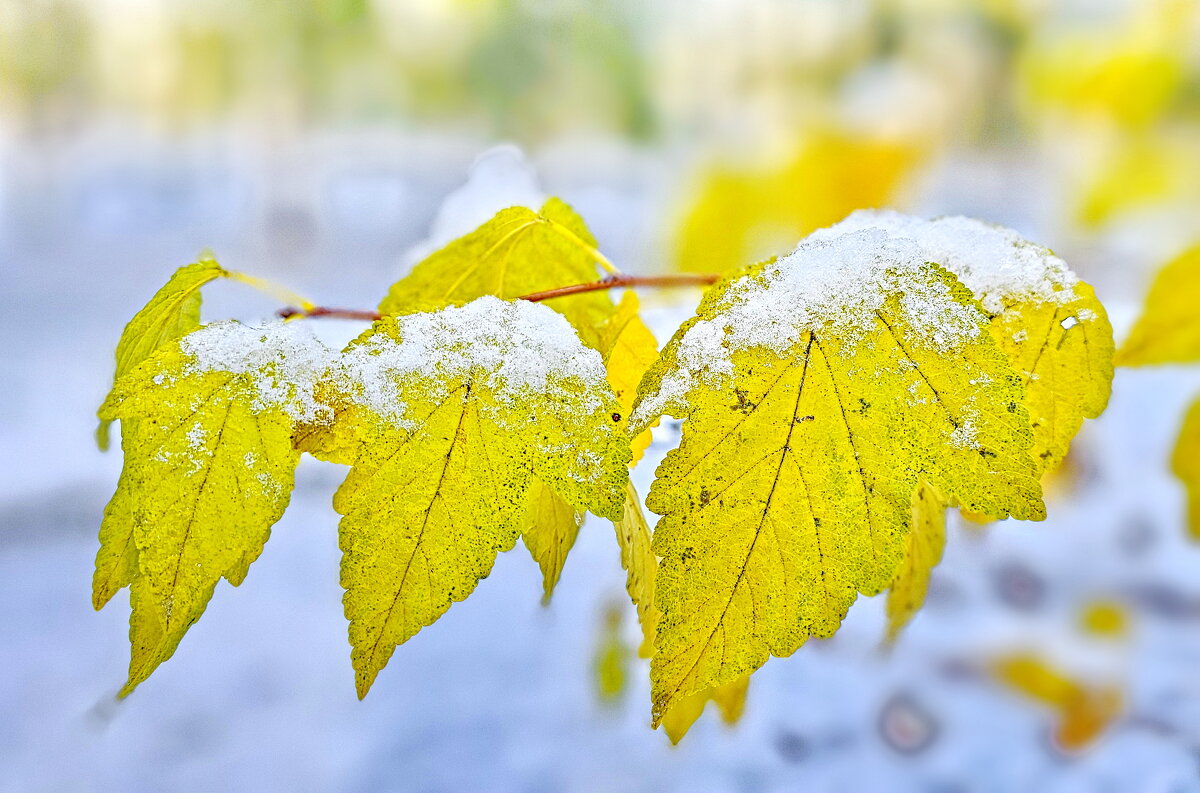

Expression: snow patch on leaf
xmin=633 ymin=228 xmax=982 ymax=427
xmin=808 ymin=210 xmax=1079 ymax=316
xmin=180 ymin=320 xmax=335 ymax=423
xmin=341 ymin=296 xmax=612 ymax=430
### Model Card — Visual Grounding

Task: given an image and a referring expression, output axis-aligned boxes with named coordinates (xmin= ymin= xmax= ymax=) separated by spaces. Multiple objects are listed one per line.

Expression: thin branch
xmin=276 ymin=272 xmax=722 ymax=322
xmin=278 ymin=306 xmax=383 ymax=322
xmin=518 ymin=273 xmax=721 ymax=303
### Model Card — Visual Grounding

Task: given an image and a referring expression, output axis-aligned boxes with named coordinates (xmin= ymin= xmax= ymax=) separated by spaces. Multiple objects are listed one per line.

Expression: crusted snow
xmin=338 ymin=296 xmax=612 ymax=433
xmin=631 ymin=228 xmax=984 ymax=428
xmin=806 ymin=210 xmax=1079 ymax=316
xmin=180 ymin=320 xmax=335 ymax=423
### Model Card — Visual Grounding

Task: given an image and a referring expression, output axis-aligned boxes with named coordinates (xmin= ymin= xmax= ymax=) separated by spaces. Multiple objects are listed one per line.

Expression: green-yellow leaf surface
xmin=835 ymin=214 xmax=1114 ymax=643
xmin=301 ymin=298 xmax=630 ymax=697
xmin=660 ymin=674 xmax=751 ymax=745
xmin=809 ymin=211 xmax=1113 ymax=473
xmin=379 ymin=198 xmax=618 ymax=342
xmin=987 ymin=281 xmax=1112 ymax=470
xmin=96 ymin=320 xmax=332 ymax=694
xmin=632 ymin=229 xmax=1043 ymax=723
xmin=884 ymin=482 xmax=948 ymax=643
xmin=614 ymin=480 xmax=660 ymax=658
xmin=97 ymin=259 xmax=226 ymax=450
xmin=521 ymin=476 xmax=584 ymax=603
xmin=379 ymin=199 xmax=657 ymax=600
xmin=92 ymin=420 xmax=144 ymax=609
xmin=1118 ymin=245 xmax=1200 ymax=366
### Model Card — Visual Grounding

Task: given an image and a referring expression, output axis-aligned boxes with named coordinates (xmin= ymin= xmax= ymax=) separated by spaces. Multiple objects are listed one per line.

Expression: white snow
xmin=631 ymin=228 xmax=984 ymax=429
xmin=807 ymin=210 xmax=1080 ymax=316
xmin=337 ymin=296 xmax=612 ymax=431
xmin=180 ymin=320 xmax=335 ymax=424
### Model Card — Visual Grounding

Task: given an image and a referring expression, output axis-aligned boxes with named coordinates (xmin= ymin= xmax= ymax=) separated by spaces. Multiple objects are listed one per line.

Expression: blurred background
xmin=4 ymin=0 xmax=1200 ymax=790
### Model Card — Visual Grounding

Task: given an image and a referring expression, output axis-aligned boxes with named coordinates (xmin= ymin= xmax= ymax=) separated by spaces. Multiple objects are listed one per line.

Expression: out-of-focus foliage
xmin=592 ymin=602 xmax=631 ymax=704
xmin=1119 ymin=244 xmax=1200 ymax=539
xmin=672 ymin=132 xmax=922 ymax=274
xmin=1017 ymin=0 xmax=1200 ymax=228
xmin=0 ymin=0 xmax=655 ymax=141
xmin=1078 ymin=599 xmax=1131 ymax=639
xmin=1118 ymin=245 xmax=1200 ymax=367
xmin=1019 ymin=0 xmax=1195 ymax=131
xmin=1173 ymin=399 xmax=1200 ymax=540
xmin=990 ymin=653 xmax=1124 ymax=752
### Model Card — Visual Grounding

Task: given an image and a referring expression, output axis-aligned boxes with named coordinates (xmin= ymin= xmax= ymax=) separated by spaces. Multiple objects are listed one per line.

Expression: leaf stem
xmin=276 ymin=273 xmax=722 ymax=322
xmin=229 ymin=272 xmax=316 ymax=312
xmin=278 ymin=306 xmax=384 ymax=321
xmin=518 ymin=273 xmax=720 ymax=302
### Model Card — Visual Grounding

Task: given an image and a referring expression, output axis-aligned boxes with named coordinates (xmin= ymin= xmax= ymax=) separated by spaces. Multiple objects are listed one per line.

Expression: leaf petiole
xmin=276 ymin=273 xmax=722 ymax=322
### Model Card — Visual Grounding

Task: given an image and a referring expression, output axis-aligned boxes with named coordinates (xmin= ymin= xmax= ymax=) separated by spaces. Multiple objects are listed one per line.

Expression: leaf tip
xmin=354 ymin=671 xmax=376 ymax=700
xmin=91 ymin=587 xmax=111 ymax=612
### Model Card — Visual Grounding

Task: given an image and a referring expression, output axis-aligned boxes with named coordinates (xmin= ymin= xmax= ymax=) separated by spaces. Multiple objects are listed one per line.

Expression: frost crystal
xmin=633 ymin=228 xmax=983 ymax=426
xmin=340 ymin=296 xmax=611 ymax=430
xmin=180 ymin=320 xmax=335 ymax=423
xmin=806 ymin=210 xmax=1078 ymax=316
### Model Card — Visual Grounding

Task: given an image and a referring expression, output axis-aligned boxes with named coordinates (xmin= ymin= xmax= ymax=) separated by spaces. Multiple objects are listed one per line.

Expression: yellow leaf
xmin=1172 ymin=395 xmax=1200 ymax=539
xmin=380 ymin=199 xmax=656 ymax=405
xmin=1019 ymin=0 xmax=1192 ymax=130
xmin=673 ymin=132 xmax=921 ymax=274
xmin=990 ymin=281 xmax=1113 ymax=471
xmin=378 ymin=199 xmax=657 ymax=604
xmin=597 ymin=291 xmax=658 ymax=464
xmin=92 ymin=420 xmax=143 ymax=610
xmin=1078 ymin=599 xmax=1131 ymax=639
xmin=379 ymin=198 xmax=617 ymax=337
xmin=307 ymin=298 xmax=631 ymax=697
xmin=1056 ymin=686 xmax=1123 ymax=753
xmin=810 ymin=211 xmax=1113 ymax=473
xmin=1118 ymin=245 xmax=1200 ymax=366
xmin=660 ymin=674 xmax=751 ymax=745
xmin=1074 ymin=134 xmax=1200 ymax=227
xmin=593 ymin=602 xmax=629 ymax=704
xmin=991 ymin=653 xmax=1123 ymax=752
xmin=958 ymin=508 xmax=996 ymax=528
xmin=97 ymin=320 xmax=330 ymax=694
xmin=633 ymin=232 xmax=1043 ymax=723
xmin=993 ymin=654 xmax=1081 ymax=709
xmin=711 ymin=673 xmax=750 ymax=725
xmin=97 ymin=259 xmax=226 ymax=450
xmin=660 ymin=688 xmax=708 ymax=745
xmin=614 ymin=480 xmax=660 ymax=658
xmin=884 ymin=483 xmax=948 ymax=644
xmin=521 ymin=476 xmax=584 ymax=604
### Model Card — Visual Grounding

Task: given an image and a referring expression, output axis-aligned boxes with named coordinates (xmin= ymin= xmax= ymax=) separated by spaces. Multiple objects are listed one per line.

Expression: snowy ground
xmin=5 ymin=139 xmax=1200 ymax=792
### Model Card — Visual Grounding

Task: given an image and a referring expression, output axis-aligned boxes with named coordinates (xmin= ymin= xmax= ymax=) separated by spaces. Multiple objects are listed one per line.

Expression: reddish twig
xmin=277 ymin=273 xmax=722 ymax=322
xmin=517 ymin=273 xmax=720 ymax=303
xmin=277 ymin=306 xmax=383 ymax=322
